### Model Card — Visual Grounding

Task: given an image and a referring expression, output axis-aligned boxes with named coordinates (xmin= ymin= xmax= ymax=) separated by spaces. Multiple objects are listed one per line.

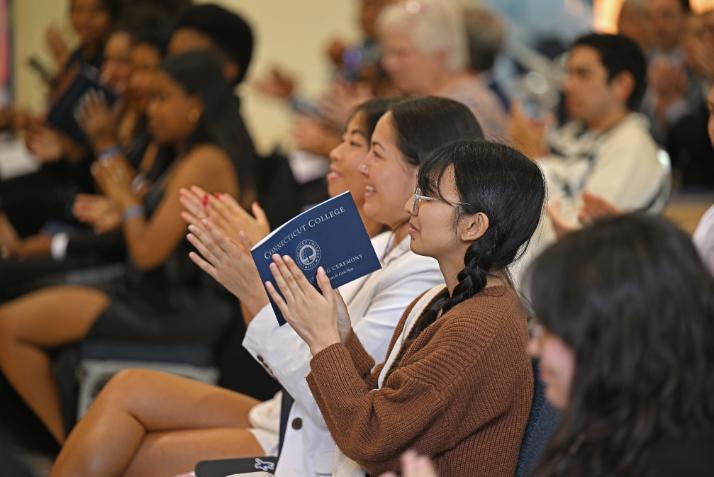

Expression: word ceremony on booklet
xmin=251 ymin=191 xmax=381 ymax=324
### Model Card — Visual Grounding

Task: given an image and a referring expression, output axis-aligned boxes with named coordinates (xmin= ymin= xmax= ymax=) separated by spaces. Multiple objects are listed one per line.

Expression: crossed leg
xmin=51 ymin=369 xmax=265 ymax=477
xmin=0 ymin=285 xmax=109 ymax=443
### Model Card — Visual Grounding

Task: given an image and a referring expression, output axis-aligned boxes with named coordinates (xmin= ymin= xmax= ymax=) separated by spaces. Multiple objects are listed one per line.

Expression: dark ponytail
xmin=408 ymin=140 xmax=545 ymax=338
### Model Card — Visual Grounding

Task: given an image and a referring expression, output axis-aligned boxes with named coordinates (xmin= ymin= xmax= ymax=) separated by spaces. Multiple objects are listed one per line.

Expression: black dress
xmin=0 ymin=120 xmax=157 ymax=301
xmin=87 ymin=161 xmax=233 ymax=344
xmin=51 ymin=160 xmax=234 ymax=433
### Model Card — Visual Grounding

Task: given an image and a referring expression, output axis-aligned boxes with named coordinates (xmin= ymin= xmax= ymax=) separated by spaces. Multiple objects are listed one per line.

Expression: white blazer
xmin=243 ymin=232 xmax=443 ymax=476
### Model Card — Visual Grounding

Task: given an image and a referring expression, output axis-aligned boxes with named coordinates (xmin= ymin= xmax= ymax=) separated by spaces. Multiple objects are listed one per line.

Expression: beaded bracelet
xmin=123 ymin=204 xmax=145 ymax=222
xmin=97 ymin=144 xmax=121 ymax=162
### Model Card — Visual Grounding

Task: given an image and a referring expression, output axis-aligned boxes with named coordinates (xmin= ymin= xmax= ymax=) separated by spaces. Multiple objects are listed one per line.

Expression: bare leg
xmin=0 ymin=286 xmax=109 ymax=443
xmin=51 ymin=369 xmax=265 ymax=477
xmin=124 ymin=428 xmax=265 ymax=477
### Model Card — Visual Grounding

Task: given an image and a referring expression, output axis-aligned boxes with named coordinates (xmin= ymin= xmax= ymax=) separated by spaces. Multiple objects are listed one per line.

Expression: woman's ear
xmin=460 ymin=212 xmax=489 ymax=242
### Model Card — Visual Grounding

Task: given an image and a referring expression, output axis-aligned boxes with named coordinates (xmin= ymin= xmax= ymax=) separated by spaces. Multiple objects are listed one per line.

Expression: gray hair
xmin=377 ymin=0 xmax=468 ymax=72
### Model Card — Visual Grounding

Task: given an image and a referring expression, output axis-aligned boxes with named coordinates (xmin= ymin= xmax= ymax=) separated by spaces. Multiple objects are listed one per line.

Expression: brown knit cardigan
xmin=307 ymin=285 xmax=533 ymax=476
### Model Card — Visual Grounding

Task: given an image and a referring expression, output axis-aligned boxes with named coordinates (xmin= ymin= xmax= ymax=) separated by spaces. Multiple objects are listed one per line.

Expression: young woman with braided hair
xmin=267 ymin=139 xmax=546 ymax=476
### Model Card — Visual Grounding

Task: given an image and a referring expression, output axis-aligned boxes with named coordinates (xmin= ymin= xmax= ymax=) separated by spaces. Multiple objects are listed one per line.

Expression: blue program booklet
xmin=251 ymin=191 xmax=381 ymax=325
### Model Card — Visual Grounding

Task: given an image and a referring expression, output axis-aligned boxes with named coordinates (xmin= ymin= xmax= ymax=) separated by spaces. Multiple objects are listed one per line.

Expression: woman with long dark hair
xmin=268 ymin=139 xmax=545 ymax=476
xmin=528 ymin=214 xmax=714 ymax=476
xmin=0 ymin=51 xmax=251 ymax=445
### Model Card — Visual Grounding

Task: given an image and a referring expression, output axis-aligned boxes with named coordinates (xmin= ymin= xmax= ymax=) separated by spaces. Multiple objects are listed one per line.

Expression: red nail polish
xmin=202 ymin=194 xmax=209 ymax=207
xmin=214 ymin=192 xmax=221 ymax=198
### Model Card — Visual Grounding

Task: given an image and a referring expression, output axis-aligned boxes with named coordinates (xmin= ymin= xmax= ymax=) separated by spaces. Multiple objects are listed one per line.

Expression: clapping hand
xmin=45 ymin=23 xmax=69 ymax=68
xmin=548 ymin=193 xmax=622 ymax=240
xmin=546 ymin=201 xmax=576 ymax=240
xmin=25 ymin=126 xmax=65 ymax=163
xmin=179 ymin=185 xmax=270 ymax=247
xmin=253 ymin=66 xmax=297 ymax=100
xmin=507 ymin=102 xmax=552 ymax=160
xmin=73 ymin=194 xmax=122 ymax=233
xmin=264 ymin=255 xmax=344 ymax=355
xmin=75 ymin=90 xmax=121 ymax=151
xmin=577 ymin=192 xmax=620 ymax=227
xmin=186 ymin=217 xmax=269 ymax=316
xmin=91 ymin=157 xmax=138 ymax=208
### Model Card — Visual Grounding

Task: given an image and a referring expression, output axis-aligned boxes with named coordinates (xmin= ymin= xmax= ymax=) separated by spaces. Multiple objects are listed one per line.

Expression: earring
xmin=187 ymin=109 xmax=200 ymax=123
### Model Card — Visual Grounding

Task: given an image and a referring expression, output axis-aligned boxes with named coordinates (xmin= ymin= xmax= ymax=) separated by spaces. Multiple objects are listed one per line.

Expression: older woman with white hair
xmin=378 ymin=0 xmax=507 ymax=139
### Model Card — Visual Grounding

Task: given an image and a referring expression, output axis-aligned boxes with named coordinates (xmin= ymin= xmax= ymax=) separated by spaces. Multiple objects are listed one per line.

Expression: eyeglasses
xmin=411 ymin=187 xmax=471 ymax=214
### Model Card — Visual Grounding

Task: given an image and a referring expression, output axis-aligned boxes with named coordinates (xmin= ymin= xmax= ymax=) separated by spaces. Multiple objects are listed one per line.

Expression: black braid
xmin=386 ymin=233 xmax=498 ymax=376
xmin=408 ymin=232 xmax=496 ymax=340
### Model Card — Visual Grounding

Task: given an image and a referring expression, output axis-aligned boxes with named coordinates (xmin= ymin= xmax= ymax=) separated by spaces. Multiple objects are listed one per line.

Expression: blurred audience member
xmin=528 ymin=214 xmax=714 ymax=476
xmin=0 ymin=25 xmax=139 ymax=247
xmin=378 ymin=0 xmax=507 ymax=139
xmin=662 ymin=11 xmax=714 ymax=189
xmin=326 ymin=0 xmax=394 ymax=85
xmin=255 ymin=0 xmax=395 ymax=124
xmin=510 ymin=34 xmax=667 ymax=242
xmin=0 ymin=52 xmax=246 ymax=445
xmin=169 ymin=3 xmax=258 ymax=206
xmin=170 ymin=3 xmax=253 ymax=88
xmin=46 ymin=0 xmax=122 ymax=96
xmin=644 ymin=0 xmax=709 ymax=144
xmin=618 ymin=0 xmax=655 ymax=55
xmin=0 ymin=20 xmax=170 ymax=300
xmin=551 ymin=83 xmax=714 ymax=272
xmin=463 ymin=6 xmax=510 ymax=110
xmin=649 ymin=0 xmax=690 ymax=57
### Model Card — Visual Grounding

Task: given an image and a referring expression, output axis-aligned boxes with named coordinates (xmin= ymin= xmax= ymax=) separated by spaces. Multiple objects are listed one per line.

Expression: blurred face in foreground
xmin=528 ymin=321 xmax=576 ymax=409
